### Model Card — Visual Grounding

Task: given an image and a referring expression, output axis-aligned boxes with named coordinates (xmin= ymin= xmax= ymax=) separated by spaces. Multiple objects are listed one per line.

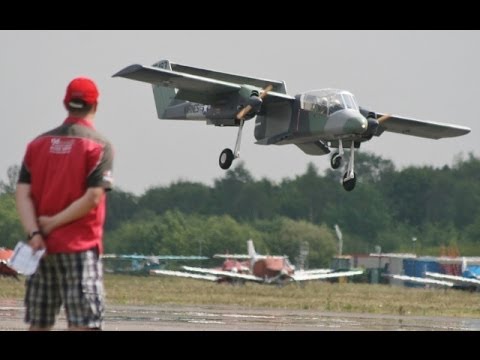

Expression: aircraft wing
xmin=213 ymin=254 xmax=251 ymax=260
xmin=150 ymin=269 xmax=218 ymax=281
xmin=368 ymin=111 xmax=471 ymax=139
xmin=294 ymin=269 xmax=333 ymax=275
xmin=113 ymin=64 xmax=294 ymax=106
xmin=183 ymin=266 xmax=264 ymax=282
xmin=102 ymin=254 xmax=208 ymax=261
xmin=291 ymin=270 xmax=363 ymax=282
xmin=425 ymin=272 xmax=480 ymax=287
xmin=169 ymin=62 xmax=288 ymax=94
xmin=389 ymin=274 xmax=453 ymax=287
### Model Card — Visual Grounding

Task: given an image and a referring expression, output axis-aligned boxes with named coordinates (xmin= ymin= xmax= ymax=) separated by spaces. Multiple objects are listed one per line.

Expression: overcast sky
xmin=1 ymin=30 xmax=478 ymax=194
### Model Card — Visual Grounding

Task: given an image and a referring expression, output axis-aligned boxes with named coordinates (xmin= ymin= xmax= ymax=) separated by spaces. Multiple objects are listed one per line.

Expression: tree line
xmin=1 ymin=151 xmax=479 ymax=268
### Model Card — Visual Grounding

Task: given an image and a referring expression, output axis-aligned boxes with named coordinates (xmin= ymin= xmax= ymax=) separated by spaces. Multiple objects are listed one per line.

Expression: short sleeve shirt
xmin=18 ymin=117 xmax=114 ymax=254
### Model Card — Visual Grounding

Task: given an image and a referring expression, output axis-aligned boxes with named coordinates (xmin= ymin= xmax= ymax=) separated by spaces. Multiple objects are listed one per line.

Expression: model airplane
xmin=113 ymin=60 xmax=471 ymax=191
xmin=0 ymin=248 xmax=19 ymax=279
xmin=151 ymin=239 xmax=363 ymax=285
xmin=425 ymin=257 xmax=480 ymax=290
xmin=388 ymin=256 xmax=480 ymax=290
xmin=388 ymin=274 xmax=454 ymax=288
xmin=102 ymin=253 xmax=208 ymax=273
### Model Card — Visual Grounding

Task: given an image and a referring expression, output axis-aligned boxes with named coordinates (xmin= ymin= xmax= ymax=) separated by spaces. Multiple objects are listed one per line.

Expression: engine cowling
xmin=238 ymin=85 xmax=263 ymax=118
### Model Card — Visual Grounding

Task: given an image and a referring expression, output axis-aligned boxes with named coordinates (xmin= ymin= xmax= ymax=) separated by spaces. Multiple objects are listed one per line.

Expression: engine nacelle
xmin=239 ymin=84 xmax=260 ymax=100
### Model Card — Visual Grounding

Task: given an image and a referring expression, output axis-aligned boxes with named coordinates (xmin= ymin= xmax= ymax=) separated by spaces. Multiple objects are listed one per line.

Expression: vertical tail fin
xmin=151 ymin=60 xmax=177 ymax=118
xmin=247 ymin=239 xmax=257 ymax=274
xmin=247 ymin=239 xmax=256 ymax=259
xmin=462 ymin=257 xmax=467 ymax=274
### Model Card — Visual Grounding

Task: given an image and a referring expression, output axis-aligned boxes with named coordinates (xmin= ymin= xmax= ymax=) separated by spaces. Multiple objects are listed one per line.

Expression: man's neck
xmin=68 ymin=112 xmax=95 ymax=123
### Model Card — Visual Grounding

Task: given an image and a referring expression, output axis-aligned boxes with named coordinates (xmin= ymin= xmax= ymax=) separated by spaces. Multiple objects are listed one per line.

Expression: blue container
xmin=403 ymin=258 xmax=443 ymax=287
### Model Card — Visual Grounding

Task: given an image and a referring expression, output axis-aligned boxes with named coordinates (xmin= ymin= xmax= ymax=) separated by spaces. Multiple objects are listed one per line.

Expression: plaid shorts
xmin=25 ymin=249 xmax=105 ymax=329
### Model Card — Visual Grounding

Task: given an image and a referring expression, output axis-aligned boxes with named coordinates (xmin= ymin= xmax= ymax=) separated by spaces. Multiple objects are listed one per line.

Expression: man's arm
xmin=38 ymin=187 xmax=105 ymax=235
xmin=15 ymin=183 xmax=45 ymax=250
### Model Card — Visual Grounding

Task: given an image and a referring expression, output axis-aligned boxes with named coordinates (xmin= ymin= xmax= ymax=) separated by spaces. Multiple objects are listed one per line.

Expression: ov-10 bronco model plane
xmin=151 ymin=239 xmax=363 ymax=285
xmin=113 ymin=60 xmax=471 ymax=191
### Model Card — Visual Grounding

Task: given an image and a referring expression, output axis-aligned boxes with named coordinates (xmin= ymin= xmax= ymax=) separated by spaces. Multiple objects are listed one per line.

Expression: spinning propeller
xmin=236 ymin=84 xmax=273 ymax=120
xmin=377 ymin=114 xmax=391 ymax=124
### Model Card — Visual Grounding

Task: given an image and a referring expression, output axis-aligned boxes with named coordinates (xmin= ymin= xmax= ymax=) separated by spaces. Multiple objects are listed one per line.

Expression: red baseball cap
xmin=63 ymin=77 xmax=99 ymax=108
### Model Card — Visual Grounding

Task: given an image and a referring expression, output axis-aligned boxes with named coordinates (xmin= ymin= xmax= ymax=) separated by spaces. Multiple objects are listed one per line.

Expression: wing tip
xmin=112 ymin=64 xmax=144 ymax=78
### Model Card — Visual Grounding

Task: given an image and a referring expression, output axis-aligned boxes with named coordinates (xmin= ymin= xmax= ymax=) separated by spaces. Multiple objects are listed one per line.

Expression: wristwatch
xmin=27 ymin=230 xmax=42 ymax=240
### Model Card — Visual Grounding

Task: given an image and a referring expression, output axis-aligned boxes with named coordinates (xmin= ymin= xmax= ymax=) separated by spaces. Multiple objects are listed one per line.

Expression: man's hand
xmin=38 ymin=216 xmax=56 ymax=236
xmin=29 ymin=233 xmax=46 ymax=252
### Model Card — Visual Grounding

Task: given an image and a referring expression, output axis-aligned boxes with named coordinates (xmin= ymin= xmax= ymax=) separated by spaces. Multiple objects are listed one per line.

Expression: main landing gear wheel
xmin=342 ymin=172 xmax=356 ymax=191
xmin=218 ymin=84 xmax=273 ymax=171
xmin=330 ymin=152 xmax=342 ymax=169
xmin=219 ymin=148 xmax=234 ymax=170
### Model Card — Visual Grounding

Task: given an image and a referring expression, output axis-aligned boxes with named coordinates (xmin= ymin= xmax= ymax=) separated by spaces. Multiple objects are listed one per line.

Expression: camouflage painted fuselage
xmin=254 ymin=95 xmax=368 ymax=155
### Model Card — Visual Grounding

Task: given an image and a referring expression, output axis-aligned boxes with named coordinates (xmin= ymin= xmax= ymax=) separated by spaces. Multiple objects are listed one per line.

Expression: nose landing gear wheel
xmin=219 ymin=148 xmax=234 ymax=170
xmin=330 ymin=152 xmax=342 ymax=169
xmin=342 ymin=172 xmax=356 ymax=191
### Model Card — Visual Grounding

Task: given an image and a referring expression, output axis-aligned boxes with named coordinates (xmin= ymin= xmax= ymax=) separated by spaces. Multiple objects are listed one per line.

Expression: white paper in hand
xmin=8 ymin=241 xmax=46 ymax=276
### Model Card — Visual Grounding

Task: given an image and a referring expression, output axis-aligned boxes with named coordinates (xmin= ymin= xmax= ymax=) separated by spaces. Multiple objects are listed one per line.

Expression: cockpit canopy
xmin=300 ymin=89 xmax=359 ymax=115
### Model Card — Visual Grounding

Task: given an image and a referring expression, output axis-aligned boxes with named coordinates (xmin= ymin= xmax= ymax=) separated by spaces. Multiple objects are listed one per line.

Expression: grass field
xmin=1 ymin=274 xmax=479 ymax=318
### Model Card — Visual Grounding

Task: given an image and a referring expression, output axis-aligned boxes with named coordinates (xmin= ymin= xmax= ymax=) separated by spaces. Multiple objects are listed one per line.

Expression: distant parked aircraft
xmin=0 ymin=248 xmax=18 ymax=279
xmin=102 ymin=254 xmax=208 ymax=273
xmin=151 ymin=239 xmax=363 ymax=285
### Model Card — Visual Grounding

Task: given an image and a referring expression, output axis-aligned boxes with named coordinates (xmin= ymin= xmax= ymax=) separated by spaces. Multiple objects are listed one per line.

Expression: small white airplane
xmin=388 ymin=274 xmax=454 ymax=288
xmin=424 ymin=257 xmax=480 ymax=290
xmin=388 ymin=257 xmax=480 ymax=290
xmin=102 ymin=253 xmax=208 ymax=273
xmin=151 ymin=239 xmax=363 ymax=285
xmin=425 ymin=272 xmax=480 ymax=289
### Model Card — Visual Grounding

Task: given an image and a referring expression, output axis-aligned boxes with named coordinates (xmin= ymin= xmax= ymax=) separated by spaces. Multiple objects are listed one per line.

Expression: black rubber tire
xmin=330 ymin=153 xmax=342 ymax=169
xmin=219 ymin=148 xmax=234 ymax=170
xmin=342 ymin=172 xmax=356 ymax=191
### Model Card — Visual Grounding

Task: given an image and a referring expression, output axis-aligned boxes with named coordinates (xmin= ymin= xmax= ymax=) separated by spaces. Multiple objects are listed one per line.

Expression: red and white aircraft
xmin=151 ymin=240 xmax=363 ymax=284
xmin=0 ymin=248 xmax=18 ymax=279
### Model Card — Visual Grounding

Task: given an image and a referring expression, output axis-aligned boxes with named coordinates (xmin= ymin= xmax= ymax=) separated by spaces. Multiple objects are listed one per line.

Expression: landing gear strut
xmin=330 ymin=139 xmax=344 ymax=169
xmin=218 ymin=118 xmax=245 ymax=170
xmin=342 ymin=141 xmax=356 ymax=191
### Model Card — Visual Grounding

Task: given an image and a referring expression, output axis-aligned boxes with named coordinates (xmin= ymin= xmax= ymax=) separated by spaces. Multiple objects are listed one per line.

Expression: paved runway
xmin=1 ymin=300 xmax=479 ymax=330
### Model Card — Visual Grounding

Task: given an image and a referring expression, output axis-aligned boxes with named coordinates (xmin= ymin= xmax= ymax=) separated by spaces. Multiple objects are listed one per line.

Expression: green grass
xmin=2 ymin=274 xmax=479 ymax=318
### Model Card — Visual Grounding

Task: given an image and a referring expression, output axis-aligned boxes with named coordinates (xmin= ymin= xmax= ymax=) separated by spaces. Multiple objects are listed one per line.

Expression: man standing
xmin=15 ymin=77 xmax=114 ymax=330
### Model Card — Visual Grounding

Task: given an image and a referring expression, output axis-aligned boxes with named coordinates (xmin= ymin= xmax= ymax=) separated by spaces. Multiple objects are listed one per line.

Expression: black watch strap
xmin=28 ymin=230 xmax=42 ymax=240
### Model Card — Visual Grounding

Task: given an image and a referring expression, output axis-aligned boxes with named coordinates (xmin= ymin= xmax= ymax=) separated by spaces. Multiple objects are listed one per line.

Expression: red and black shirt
xmin=18 ymin=117 xmax=114 ymax=254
